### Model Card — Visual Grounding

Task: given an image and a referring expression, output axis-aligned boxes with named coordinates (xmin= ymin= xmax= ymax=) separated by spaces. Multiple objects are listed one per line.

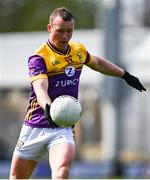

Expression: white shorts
xmin=13 ymin=124 xmax=75 ymax=161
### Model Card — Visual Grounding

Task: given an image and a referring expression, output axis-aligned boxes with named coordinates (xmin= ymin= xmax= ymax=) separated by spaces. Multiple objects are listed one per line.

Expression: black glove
xmin=44 ymin=104 xmax=59 ymax=128
xmin=122 ymin=71 xmax=146 ymax=92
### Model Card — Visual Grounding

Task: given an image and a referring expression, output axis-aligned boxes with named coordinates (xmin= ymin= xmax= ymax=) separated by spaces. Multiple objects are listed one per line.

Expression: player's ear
xmin=47 ymin=23 xmax=51 ymax=33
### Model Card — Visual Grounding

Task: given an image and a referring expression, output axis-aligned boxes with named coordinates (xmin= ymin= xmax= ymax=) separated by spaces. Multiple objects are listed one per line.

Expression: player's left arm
xmin=87 ymin=55 xmax=124 ymax=77
xmin=87 ymin=55 xmax=146 ymax=92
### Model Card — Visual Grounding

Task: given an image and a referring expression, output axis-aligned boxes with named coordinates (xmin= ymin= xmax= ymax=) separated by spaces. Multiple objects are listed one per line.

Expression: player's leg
xmin=9 ymin=155 xmax=37 ymax=179
xmin=9 ymin=124 xmax=47 ymax=179
xmin=47 ymin=127 xmax=75 ymax=179
xmin=49 ymin=142 xmax=75 ymax=179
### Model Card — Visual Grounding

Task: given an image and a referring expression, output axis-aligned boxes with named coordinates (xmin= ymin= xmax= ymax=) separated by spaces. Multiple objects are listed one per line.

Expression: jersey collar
xmin=46 ymin=40 xmax=71 ymax=55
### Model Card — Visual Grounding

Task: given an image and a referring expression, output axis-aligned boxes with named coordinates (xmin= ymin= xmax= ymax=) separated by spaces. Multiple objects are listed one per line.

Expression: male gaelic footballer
xmin=9 ymin=7 xmax=146 ymax=180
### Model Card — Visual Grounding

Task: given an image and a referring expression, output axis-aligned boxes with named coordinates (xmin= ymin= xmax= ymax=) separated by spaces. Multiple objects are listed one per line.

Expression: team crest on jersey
xmin=65 ymin=66 xmax=75 ymax=77
xmin=64 ymin=55 xmax=73 ymax=64
xmin=16 ymin=140 xmax=24 ymax=149
xmin=77 ymin=52 xmax=83 ymax=62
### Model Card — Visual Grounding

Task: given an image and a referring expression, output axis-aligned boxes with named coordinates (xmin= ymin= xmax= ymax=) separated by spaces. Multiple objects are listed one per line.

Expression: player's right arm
xmin=28 ymin=54 xmax=51 ymax=110
xmin=32 ymin=78 xmax=58 ymax=128
xmin=32 ymin=78 xmax=51 ymax=110
xmin=28 ymin=55 xmax=58 ymax=127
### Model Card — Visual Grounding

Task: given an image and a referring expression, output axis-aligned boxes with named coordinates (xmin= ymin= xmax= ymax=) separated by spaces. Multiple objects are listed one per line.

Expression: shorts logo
xmin=65 ymin=66 xmax=75 ymax=77
xmin=16 ymin=140 xmax=24 ymax=150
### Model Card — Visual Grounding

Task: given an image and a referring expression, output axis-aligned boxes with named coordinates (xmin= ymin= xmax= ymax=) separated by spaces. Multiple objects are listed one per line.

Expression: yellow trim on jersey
xmin=30 ymin=74 xmax=47 ymax=83
xmin=87 ymin=54 xmax=94 ymax=65
xmin=26 ymin=99 xmax=38 ymax=121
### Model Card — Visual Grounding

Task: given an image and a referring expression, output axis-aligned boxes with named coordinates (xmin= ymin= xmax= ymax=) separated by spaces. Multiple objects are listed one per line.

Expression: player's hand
xmin=122 ymin=71 xmax=146 ymax=92
xmin=44 ymin=104 xmax=59 ymax=128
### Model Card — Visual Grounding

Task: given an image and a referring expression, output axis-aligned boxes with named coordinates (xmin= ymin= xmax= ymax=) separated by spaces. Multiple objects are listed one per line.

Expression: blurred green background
xmin=0 ymin=0 xmax=101 ymax=32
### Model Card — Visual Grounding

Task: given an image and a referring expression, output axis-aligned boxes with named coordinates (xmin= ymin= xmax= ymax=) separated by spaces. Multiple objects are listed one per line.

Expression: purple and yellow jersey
xmin=24 ymin=40 xmax=93 ymax=128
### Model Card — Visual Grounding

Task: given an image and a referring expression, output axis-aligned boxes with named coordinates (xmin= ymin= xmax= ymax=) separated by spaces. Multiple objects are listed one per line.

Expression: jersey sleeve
xmin=76 ymin=42 xmax=93 ymax=65
xmin=28 ymin=55 xmax=48 ymax=82
xmin=84 ymin=51 xmax=93 ymax=65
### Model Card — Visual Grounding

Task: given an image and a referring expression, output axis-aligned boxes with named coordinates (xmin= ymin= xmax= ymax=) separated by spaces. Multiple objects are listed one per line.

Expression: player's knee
xmin=54 ymin=165 xmax=70 ymax=179
xmin=9 ymin=171 xmax=17 ymax=179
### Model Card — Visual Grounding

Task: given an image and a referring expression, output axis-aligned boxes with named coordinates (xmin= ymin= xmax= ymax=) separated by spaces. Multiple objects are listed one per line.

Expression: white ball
xmin=50 ymin=95 xmax=82 ymax=127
